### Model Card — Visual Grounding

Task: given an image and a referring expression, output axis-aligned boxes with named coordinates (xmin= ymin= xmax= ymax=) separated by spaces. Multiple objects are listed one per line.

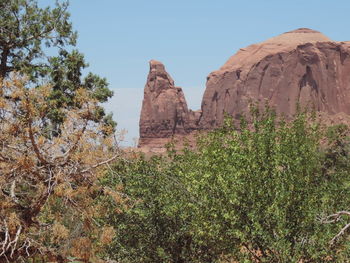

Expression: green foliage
xmin=104 ymin=108 xmax=350 ymax=262
xmin=183 ymin=109 xmax=350 ymax=262
xmin=47 ymin=49 xmax=114 ymax=133
xmin=0 ymin=0 xmax=76 ymax=79
xmin=99 ymin=156 xmax=212 ymax=263
xmin=0 ymin=0 xmax=115 ymax=131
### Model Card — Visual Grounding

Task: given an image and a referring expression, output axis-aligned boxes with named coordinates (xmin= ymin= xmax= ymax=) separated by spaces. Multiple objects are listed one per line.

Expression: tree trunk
xmin=0 ymin=47 xmax=9 ymax=79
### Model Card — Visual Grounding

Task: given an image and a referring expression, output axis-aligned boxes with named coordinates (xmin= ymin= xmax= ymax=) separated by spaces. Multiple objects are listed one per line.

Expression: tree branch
xmin=321 ymin=210 xmax=350 ymax=245
xmin=80 ymin=154 xmax=120 ymax=174
xmin=24 ymin=94 xmax=48 ymax=165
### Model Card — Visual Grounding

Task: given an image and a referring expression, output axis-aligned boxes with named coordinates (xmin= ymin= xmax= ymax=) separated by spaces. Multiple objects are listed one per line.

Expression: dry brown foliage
xmin=0 ymin=75 xmax=121 ymax=262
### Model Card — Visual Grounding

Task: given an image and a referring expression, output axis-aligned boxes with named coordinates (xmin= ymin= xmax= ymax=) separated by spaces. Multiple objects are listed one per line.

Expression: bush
xmin=103 ymin=108 xmax=350 ymax=262
xmin=99 ymin=156 xmax=209 ymax=263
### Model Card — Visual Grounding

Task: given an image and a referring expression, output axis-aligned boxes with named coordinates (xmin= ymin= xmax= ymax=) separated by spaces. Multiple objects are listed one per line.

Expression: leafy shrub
xmin=103 ymin=108 xmax=350 ymax=262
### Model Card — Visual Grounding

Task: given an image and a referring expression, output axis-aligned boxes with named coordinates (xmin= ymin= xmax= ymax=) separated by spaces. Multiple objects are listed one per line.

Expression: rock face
xmin=200 ymin=28 xmax=350 ymax=129
xmin=139 ymin=28 xmax=350 ymax=149
xmin=139 ymin=60 xmax=200 ymax=148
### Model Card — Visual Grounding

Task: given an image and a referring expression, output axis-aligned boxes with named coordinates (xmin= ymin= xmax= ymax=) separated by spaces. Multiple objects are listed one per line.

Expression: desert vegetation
xmin=2 ymin=1 xmax=350 ymax=263
xmin=102 ymin=109 xmax=350 ymax=263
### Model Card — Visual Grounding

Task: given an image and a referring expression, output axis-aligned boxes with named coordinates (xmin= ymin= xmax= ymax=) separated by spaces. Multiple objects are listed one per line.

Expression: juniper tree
xmin=0 ymin=0 xmax=115 ymax=131
xmin=0 ymin=75 xmax=120 ymax=262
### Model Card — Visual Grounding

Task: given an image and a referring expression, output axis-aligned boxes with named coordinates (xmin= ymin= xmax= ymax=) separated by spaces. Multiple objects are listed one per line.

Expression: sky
xmin=40 ymin=0 xmax=350 ymax=145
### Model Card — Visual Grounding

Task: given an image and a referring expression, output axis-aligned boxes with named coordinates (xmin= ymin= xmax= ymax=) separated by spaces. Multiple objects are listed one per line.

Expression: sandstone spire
xmin=139 ymin=60 xmax=196 ymax=147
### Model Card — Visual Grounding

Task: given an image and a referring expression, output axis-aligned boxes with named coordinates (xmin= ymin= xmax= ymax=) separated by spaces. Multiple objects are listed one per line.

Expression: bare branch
xmin=80 ymin=154 xmax=120 ymax=174
xmin=53 ymin=119 xmax=88 ymax=161
xmin=330 ymin=222 xmax=350 ymax=245
xmin=321 ymin=210 xmax=350 ymax=245
xmin=24 ymin=93 xmax=48 ymax=165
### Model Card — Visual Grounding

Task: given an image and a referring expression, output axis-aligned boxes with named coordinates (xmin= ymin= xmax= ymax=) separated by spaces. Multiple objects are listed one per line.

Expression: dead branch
xmin=321 ymin=210 xmax=350 ymax=245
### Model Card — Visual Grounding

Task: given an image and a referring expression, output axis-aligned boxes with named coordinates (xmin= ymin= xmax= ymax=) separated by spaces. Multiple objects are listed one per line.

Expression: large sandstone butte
xmin=139 ymin=28 xmax=350 ymax=150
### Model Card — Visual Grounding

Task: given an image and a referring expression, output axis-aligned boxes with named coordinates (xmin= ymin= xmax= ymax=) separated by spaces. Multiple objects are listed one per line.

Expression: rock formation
xmin=139 ymin=60 xmax=200 ymax=148
xmin=139 ymin=28 xmax=350 ymax=149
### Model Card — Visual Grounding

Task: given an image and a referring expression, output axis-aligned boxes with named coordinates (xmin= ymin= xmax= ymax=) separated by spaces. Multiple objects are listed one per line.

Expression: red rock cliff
xmin=139 ymin=28 xmax=350 ymax=149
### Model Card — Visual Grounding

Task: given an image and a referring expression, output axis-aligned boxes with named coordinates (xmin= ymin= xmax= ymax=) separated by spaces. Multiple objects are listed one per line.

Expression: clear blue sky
xmin=40 ymin=0 xmax=350 ymax=145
